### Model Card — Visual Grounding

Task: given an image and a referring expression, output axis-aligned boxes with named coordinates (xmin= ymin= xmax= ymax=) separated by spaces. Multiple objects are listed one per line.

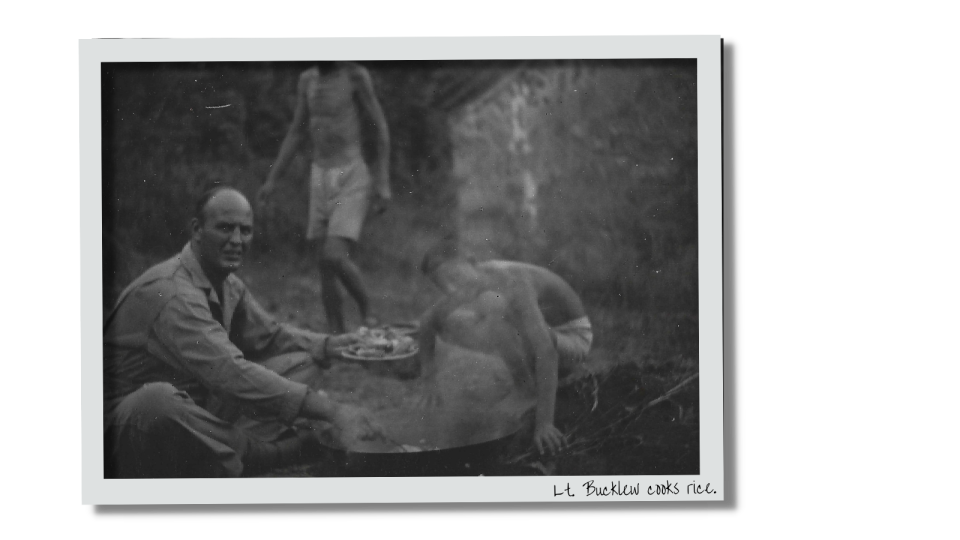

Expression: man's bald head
xmin=194 ymin=187 xmax=252 ymax=225
xmin=190 ymin=187 xmax=254 ymax=281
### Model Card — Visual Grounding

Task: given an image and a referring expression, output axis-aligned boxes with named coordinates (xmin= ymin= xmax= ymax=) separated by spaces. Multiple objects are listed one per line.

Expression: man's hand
xmin=327 ymin=331 xmax=361 ymax=352
xmin=313 ymin=332 xmax=360 ymax=367
xmin=533 ymin=422 xmax=564 ymax=455
xmin=256 ymin=179 xmax=277 ymax=211
xmin=331 ymin=404 xmax=385 ymax=449
xmin=415 ymin=373 xmax=444 ymax=409
xmin=293 ymin=421 xmax=330 ymax=458
xmin=369 ymin=192 xmax=390 ymax=217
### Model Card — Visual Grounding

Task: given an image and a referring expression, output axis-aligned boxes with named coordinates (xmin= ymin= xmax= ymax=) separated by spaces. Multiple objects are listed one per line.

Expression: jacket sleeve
xmin=230 ymin=289 xmax=329 ymax=362
xmin=148 ymin=292 xmax=310 ymax=424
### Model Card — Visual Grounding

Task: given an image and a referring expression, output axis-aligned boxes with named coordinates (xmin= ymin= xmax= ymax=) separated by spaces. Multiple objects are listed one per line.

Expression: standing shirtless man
xmin=259 ymin=62 xmax=391 ymax=333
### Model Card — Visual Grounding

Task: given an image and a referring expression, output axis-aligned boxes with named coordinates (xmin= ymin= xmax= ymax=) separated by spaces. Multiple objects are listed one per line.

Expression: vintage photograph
xmin=100 ymin=57 xmax=700 ymax=480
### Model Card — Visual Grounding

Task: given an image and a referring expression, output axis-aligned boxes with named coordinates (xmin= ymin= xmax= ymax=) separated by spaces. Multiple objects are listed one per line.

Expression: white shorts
xmin=551 ymin=316 xmax=593 ymax=372
xmin=306 ymin=159 xmax=371 ymax=241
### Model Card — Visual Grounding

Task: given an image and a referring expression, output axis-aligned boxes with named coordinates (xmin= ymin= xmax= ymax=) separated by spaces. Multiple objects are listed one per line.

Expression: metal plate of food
xmin=338 ymin=348 xmax=418 ymax=362
xmin=381 ymin=321 xmax=420 ymax=337
xmin=336 ymin=326 xmax=420 ymax=377
xmin=338 ymin=326 xmax=418 ymax=359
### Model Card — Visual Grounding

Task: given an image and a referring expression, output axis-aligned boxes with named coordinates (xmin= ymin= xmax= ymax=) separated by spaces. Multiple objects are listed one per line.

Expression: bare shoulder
xmin=480 ymin=260 xmax=560 ymax=287
xmin=297 ymin=67 xmax=317 ymax=95
xmin=344 ymin=61 xmax=369 ymax=74
xmin=479 ymin=260 xmax=585 ymax=320
xmin=478 ymin=260 xmax=520 ymax=282
xmin=476 ymin=262 xmax=536 ymax=308
xmin=345 ymin=62 xmax=373 ymax=84
xmin=299 ymin=65 xmax=318 ymax=83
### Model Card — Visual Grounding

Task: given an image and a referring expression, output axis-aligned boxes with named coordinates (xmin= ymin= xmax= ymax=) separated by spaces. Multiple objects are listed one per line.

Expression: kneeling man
xmin=103 ymin=187 xmax=379 ymax=478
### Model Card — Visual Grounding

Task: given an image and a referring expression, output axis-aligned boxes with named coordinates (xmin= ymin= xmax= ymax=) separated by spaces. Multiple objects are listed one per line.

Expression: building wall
xmin=449 ymin=66 xmax=578 ymax=261
xmin=446 ymin=60 xmax=699 ymax=312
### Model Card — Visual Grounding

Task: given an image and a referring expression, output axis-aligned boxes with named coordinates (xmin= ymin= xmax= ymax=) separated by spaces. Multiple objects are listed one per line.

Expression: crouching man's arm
xmin=511 ymin=286 xmax=563 ymax=455
xmin=416 ymin=304 xmax=444 ymax=408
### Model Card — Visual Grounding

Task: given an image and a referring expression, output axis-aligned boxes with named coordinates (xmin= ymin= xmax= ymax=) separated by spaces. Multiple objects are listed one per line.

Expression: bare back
xmin=478 ymin=260 xmax=586 ymax=327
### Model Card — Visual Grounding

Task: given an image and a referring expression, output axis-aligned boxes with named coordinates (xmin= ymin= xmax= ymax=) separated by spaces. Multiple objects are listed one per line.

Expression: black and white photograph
xmin=82 ymin=36 xmax=724 ymax=504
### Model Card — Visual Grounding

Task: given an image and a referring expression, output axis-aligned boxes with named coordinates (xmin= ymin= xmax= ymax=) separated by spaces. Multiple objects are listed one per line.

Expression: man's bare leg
xmin=320 ymin=236 xmax=372 ymax=333
xmin=319 ymin=245 xmax=345 ymax=334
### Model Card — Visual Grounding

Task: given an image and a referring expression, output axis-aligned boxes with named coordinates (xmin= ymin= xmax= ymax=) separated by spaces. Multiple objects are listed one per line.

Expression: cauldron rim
xmin=319 ymin=428 xmax=521 ymax=477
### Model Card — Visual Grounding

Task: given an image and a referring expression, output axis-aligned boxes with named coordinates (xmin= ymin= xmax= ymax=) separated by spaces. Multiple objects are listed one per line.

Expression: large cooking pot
xmin=321 ymin=406 xmax=525 ymax=477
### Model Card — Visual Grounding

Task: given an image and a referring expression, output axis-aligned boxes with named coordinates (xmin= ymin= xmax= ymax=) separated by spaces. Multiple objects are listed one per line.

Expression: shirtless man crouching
xmin=417 ymin=239 xmax=593 ymax=455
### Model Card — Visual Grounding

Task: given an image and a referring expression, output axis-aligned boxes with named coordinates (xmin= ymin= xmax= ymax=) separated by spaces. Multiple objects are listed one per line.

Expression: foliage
xmin=102 ymin=61 xmax=455 ymax=304
xmin=554 ymin=60 xmax=697 ymax=312
xmin=103 ymin=60 xmax=699 ymax=316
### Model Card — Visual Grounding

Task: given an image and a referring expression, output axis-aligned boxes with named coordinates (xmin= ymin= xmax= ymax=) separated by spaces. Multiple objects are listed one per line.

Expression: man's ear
xmin=189 ymin=217 xmax=201 ymax=239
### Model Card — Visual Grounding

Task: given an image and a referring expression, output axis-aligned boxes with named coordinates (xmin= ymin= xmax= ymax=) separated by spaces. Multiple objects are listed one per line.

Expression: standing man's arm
xmin=259 ymin=73 xmax=309 ymax=203
xmin=351 ymin=65 xmax=391 ymax=205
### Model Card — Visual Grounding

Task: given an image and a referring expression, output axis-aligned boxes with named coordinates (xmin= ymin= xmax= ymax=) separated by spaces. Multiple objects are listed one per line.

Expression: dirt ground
xmin=237 ymin=250 xmax=700 ymax=478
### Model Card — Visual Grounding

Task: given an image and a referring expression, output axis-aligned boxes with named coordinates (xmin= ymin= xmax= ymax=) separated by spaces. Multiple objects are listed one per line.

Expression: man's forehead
xmin=210 ymin=214 xmax=253 ymax=225
xmin=203 ymin=190 xmax=253 ymax=221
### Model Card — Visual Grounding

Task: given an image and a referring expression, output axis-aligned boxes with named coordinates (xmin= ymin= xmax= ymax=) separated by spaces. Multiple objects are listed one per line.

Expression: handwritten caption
xmin=553 ymin=480 xmax=716 ymax=498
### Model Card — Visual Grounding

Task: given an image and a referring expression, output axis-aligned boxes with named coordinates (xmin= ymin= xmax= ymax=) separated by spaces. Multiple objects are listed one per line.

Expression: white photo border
xmin=81 ymin=36 xmax=723 ymax=505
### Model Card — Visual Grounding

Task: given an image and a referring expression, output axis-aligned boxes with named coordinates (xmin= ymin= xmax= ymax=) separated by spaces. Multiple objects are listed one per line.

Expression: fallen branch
xmin=588 ymin=374 xmax=600 ymax=412
xmin=631 ymin=373 xmax=699 ymax=422
xmin=504 ymin=371 xmax=700 ymax=469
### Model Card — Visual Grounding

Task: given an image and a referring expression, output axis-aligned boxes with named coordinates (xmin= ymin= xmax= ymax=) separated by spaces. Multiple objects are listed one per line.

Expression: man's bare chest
xmin=305 ymin=75 xmax=355 ymax=116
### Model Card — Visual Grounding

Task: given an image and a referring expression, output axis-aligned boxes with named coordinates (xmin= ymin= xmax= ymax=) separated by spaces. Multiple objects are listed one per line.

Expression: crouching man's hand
xmin=331 ymin=404 xmax=385 ymax=449
xmin=416 ymin=375 xmax=444 ymax=409
xmin=533 ymin=422 xmax=564 ymax=455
